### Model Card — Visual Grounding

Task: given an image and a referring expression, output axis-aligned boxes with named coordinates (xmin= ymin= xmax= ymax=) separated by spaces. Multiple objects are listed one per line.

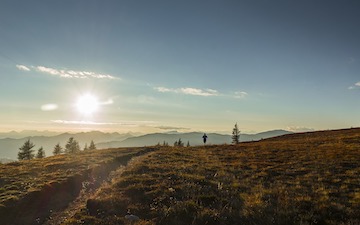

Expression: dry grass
xmin=65 ymin=128 xmax=360 ymax=225
xmin=0 ymin=147 xmax=152 ymax=225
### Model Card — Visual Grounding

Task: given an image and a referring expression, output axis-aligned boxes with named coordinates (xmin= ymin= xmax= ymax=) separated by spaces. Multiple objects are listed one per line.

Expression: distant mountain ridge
xmin=0 ymin=130 xmax=292 ymax=160
xmin=96 ymin=130 xmax=292 ymax=149
xmin=0 ymin=131 xmax=134 ymax=160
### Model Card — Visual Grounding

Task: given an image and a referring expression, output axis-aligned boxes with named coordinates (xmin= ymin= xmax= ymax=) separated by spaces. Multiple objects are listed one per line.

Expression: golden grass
xmin=64 ymin=128 xmax=360 ymax=225
xmin=0 ymin=147 xmax=153 ymax=225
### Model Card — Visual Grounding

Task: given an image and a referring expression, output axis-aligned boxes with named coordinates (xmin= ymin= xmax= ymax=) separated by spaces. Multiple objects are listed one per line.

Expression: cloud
xmin=286 ymin=126 xmax=315 ymax=132
xmin=51 ymin=120 xmax=155 ymax=126
xmin=16 ymin=65 xmax=31 ymax=71
xmin=348 ymin=81 xmax=360 ymax=90
xmin=180 ymin=88 xmax=219 ymax=96
xmin=154 ymin=86 xmax=249 ymax=100
xmin=16 ymin=64 xmax=118 ymax=79
xmin=155 ymin=87 xmax=172 ymax=93
xmin=35 ymin=66 xmax=117 ymax=79
xmin=41 ymin=104 xmax=58 ymax=111
xmin=155 ymin=86 xmax=219 ymax=97
xmin=155 ymin=126 xmax=190 ymax=130
xmin=233 ymin=91 xmax=248 ymax=99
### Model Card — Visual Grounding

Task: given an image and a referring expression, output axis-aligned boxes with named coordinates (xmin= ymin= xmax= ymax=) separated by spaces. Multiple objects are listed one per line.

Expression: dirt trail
xmin=43 ymin=151 xmax=150 ymax=225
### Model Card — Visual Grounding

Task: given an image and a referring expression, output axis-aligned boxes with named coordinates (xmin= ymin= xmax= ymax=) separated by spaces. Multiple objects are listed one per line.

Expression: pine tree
xmin=36 ymin=147 xmax=45 ymax=158
xmin=186 ymin=141 xmax=190 ymax=147
xmin=53 ymin=143 xmax=63 ymax=155
xmin=174 ymin=139 xmax=184 ymax=147
xmin=18 ymin=139 xmax=35 ymax=160
xmin=65 ymin=137 xmax=81 ymax=154
xmin=88 ymin=140 xmax=96 ymax=150
xmin=232 ymin=123 xmax=240 ymax=145
xmin=84 ymin=143 xmax=89 ymax=151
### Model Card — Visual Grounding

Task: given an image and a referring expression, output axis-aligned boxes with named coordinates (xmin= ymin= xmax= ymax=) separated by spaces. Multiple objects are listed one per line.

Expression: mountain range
xmin=0 ymin=130 xmax=292 ymax=160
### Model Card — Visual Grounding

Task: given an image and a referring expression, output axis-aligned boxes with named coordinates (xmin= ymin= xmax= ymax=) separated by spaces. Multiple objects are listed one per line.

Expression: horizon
xmin=1 ymin=1 xmax=359 ymax=134
xmin=1 ymin=127 xmax=359 ymax=137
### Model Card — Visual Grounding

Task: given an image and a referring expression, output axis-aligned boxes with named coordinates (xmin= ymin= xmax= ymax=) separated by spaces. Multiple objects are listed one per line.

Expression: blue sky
xmin=0 ymin=0 xmax=359 ymax=134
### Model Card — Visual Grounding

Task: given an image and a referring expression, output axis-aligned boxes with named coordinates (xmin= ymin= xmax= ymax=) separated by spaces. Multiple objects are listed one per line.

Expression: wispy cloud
xmin=16 ymin=64 xmax=118 ymax=79
xmin=234 ymin=91 xmax=248 ymax=99
xmin=155 ymin=87 xmax=219 ymax=97
xmin=51 ymin=120 xmax=155 ymax=126
xmin=348 ymin=81 xmax=360 ymax=90
xmin=155 ymin=126 xmax=190 ymax=130
xmin=180 ymin=88 xmax=219 ymax=96
xmin=155 ymin=86 xmax=248 ymax=99
xmin=51 ymin=120 xmax=119 ymax=125
xmin=16 ymin=65 xmax=30 ymax=71
xmin=286 ymin=126 xmax=315 ymax=132
xmin=41 ymin=104 xmax=58 ymax=111
xmin=36 ymin=66 xmax=117 ymax=79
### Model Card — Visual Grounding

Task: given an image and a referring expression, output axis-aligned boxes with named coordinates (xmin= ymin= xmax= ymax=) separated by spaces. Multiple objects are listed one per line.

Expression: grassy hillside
xmin=0 ymin=147 xmax=156 ymax=225
xmin=0 ymin=128 xmax=359 ymax=225
xmin=65 ymin=128 xmax=360 ymax=225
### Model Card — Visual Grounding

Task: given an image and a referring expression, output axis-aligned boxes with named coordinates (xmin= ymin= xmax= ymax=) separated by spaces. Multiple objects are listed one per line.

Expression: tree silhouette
xmin=174 ymin=138 xmax=184 ymax=147
xmin=232 ymin=123 xmax=240 ymax=145
xmin=18 ymin=139 xmax=35 ymax=160
xmin=84 ymin=143 xmax=89 ymax=151
xmin=89 ymin=140 xmax=96 ymax=150
xmin=36 ymin=147 xmax=45 ymax=158
xmin=65 ymin=137 xmax=81 ymax=154
xmin=53 ymin=143 xmax=63 ymax=155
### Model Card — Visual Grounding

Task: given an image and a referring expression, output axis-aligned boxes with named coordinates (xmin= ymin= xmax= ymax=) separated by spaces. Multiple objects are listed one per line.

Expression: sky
xmin=0 ymin=0 xmax=359 ymax=134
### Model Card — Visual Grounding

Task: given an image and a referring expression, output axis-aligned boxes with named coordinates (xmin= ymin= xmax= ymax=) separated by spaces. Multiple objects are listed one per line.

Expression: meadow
xmin=0 ymin=128 xmax=359 ymax=225
xmin=0 ymin=147 xmax=155 ymax=225
xmin=65 ymin=128 xmax=360 ymax=225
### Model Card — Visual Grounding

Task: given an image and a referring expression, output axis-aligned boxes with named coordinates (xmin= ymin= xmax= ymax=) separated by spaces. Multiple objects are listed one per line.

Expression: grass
xmin=0 ymin=147 xmax=154 ymax=225
xmin=64 ymin=128 xmax=360 ymax=225
xmin=1 ymin=128 xmax=359 ymax=224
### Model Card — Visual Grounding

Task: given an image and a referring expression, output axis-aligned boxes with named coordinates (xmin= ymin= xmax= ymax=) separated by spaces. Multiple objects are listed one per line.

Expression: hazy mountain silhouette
xmin=0 ymin=131 xmax=134 ymax=160
xmin=96 ymin=130 xmax=292 ymax=149
xmin=0 ymin=130 xmax=292 ymax=160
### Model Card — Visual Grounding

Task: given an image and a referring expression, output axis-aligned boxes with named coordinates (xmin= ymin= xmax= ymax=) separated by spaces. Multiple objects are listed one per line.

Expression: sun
xmin=76 ymin=94 xmax=99 ymax=115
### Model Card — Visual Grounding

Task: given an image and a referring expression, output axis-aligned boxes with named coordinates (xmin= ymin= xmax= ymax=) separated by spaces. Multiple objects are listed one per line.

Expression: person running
xmin=202 ymin=133 xmax=208 ymax=144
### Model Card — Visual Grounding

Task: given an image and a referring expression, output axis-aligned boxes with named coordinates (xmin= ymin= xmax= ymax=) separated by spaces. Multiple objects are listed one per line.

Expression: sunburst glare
xmin=76 ymin=94 xmax=99 ymax=115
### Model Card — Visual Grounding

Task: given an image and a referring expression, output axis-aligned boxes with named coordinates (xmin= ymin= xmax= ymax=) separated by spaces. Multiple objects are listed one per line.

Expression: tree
xmin=186 ymin=141 xmax=190 ymax=147
xmin=53 ymin=143 xmax=63 ymax=155
xmin=88 ymin=140 xmax=96 ymax=150
xmin=36 ymin=147 xmax=45 ymax=158
xmin=18 ymin=139 xmax=35 ymax=160
xmin=232 ymin=123 xmax=240 ymax=145
xmin=174 ymin=138 xmax=184 ymax=147
xmin=65 ymin=137 xmax=81 ymax=154
xmin=84 ymin=143 xmax=89 ymax=151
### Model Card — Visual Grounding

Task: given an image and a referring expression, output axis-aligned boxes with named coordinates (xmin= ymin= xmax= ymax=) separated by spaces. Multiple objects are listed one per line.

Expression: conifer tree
xmin=186 ymin=141 xmax=190 ymax=147
xmin=18 ymin=139 xmax=35 ymax=160
xmin=232 ymin=123 xmax=240 ymax=145
xmin=36 ymin=147 xmax=45 ymax=158
xmin=65 ymin=137 xmax=81 ymax=154
xmin=88 ymin=140 xmax=96 ymax=150
xmin=53 ymin=143 xmax=63 ymax=155
xmin=84 ymin=143 xmax=89 ymax=151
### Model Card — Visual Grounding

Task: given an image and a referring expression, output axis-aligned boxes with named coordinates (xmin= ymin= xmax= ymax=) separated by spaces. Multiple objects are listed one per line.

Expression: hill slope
xmin=64 ymin=128 xmax=360 ymax=225
xmin=1 ymin=128 xmax=359 ymax=225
